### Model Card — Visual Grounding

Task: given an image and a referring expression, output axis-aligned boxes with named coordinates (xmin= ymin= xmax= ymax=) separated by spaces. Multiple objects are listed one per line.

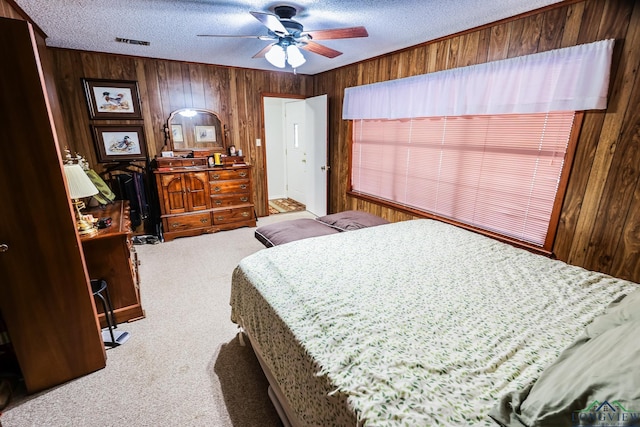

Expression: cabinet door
xmin=185 ymin=171 xmax=210 ymax=211
xmin=160 ymin=173 xmax=188 ymax=214
xmin=0 ymin=18 xmax=105 ymax=392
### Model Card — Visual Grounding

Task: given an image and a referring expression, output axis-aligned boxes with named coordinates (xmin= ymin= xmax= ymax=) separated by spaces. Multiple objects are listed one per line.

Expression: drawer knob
xmin=216 ymin=216 xmax=225 ymax=221
xmin=239 ymin=172 xmax=247 ymax=177
xmin=240 ymin=184 xmax=247 ymax=190
xmin=213 ymin=186 xmax=221 ymax=192
xmin=215 ymin=200 xmax=222 ymax=206
xmin=200 ymin=218 xmax=209 ymax=224
xmin=241 ymin=212 xmax=249 ymax=217
xmin=240 ymin=197 xmax=248 ymax=202
xmin=212 ymin=174 xmax=220 ymax=179
xmin=172 ymin=223 xmax=181 ymax=228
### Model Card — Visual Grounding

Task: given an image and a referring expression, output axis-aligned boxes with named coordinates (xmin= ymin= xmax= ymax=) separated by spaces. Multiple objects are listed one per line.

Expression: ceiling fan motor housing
xmin=274 ymin=6 xmax=304 ymax=36
xmin=274 ymin=5 xmax=297 ymax=19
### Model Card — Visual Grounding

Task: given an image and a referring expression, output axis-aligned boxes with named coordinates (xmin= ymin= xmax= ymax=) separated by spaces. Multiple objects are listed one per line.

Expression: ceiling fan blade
xmin=301 ymin=41 xmax=342 ymax=58
xmin=252 ymin=43 xmax=275 ymax=59
xmin=250 ymin=11 xmax=289 ymax=35
xmin=304 ymin=26 xmax=368 ymax=40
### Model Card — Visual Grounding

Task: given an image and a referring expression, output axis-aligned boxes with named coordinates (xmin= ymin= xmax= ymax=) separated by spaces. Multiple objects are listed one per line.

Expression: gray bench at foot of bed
xmin=255 ymin=210 xmax=390 ymax=247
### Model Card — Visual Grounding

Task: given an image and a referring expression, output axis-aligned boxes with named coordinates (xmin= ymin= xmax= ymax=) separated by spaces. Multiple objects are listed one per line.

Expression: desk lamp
xmin=64 ymin=163 xmax=99 ymax=236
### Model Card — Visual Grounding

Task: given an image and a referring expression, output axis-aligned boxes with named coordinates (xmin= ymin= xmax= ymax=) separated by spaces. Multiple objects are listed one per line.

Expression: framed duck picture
xmin=91 ymin=124 xmax=148 ymax=162
xmin=82 ymin=78 xmax=143 ymax=119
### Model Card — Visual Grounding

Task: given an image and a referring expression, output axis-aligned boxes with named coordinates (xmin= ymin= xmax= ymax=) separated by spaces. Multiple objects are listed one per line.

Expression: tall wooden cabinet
xmin=154 ymin=161 xmax=256 ymax=241
xmin=0 ymin=17 xmax=105 ymax=393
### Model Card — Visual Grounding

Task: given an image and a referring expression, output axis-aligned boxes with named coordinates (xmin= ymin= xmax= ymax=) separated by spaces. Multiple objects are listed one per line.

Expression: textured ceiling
xmin=14 ymin=0 xmax=563 ymax=75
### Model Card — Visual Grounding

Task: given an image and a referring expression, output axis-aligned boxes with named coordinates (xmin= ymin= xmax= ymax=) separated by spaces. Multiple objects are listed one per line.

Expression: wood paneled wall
xmin=1 ymin=0 xmax=70 ymax=165
xmin=314 ymin=0 xmax=640 ymax=283
xmin=48 ymin=50 xmax=313 ymax=217
xmin=11 ymin=0 xmax=639 ymax=283
xmin=0 ymin=0 xmax=21 ymax=19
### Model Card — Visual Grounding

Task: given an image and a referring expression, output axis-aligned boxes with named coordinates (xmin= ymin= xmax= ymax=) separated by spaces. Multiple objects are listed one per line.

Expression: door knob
xmin=0 ymin=244 xmax=8 ymax=252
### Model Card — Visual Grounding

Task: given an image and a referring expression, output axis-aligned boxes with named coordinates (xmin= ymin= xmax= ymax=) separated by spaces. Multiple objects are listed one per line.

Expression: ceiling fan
xmin=198 ymin=5 xmax=368 ymax=69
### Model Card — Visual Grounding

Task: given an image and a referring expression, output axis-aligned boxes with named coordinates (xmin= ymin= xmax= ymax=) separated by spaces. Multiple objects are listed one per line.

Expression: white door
xmin=284 ymin=100 xmax=307 ymax=204
xmin=304 ymin=94 xmax=328 ymax=216
xmin=266 ymin=95 xmax=328 ymax=215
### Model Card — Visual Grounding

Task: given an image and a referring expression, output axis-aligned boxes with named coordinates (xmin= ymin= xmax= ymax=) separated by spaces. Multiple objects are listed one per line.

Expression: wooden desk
xmin=81 ymin=201 xmax=145 ymax=327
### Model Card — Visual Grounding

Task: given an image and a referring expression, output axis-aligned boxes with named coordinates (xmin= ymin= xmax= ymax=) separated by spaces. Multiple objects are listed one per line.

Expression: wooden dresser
xmin=81 ymin=201 xmax=144 ymax=327
xmin=154 ymin=160 xmax=256 ymax=241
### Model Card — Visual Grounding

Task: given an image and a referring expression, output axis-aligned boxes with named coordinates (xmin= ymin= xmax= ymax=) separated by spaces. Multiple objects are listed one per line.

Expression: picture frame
xmin=82 ymin=78 xmax=142 ymax=119
xmin=171 ymin=124 xmax=184 ymax=142
xmin=195 ymin=125 xmax=217 ymax=143
xmin=91 ymin=125 xmax=148 ymax=163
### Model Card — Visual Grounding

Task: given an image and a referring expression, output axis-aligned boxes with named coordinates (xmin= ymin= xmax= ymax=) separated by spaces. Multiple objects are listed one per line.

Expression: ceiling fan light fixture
xmin=286 ymin=45 xmax=306 ymax=68
xmin=265 ymin=44 xmax=286 ymax=68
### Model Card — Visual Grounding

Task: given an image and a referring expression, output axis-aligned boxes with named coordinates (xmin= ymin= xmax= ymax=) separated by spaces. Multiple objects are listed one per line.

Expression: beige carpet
xmin=1 ymin=210 xmax=315 ymax=427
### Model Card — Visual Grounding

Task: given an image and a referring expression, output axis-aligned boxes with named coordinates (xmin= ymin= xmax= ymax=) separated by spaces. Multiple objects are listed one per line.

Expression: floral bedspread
xmin=230 ymin=219 xmax=638 ymax=426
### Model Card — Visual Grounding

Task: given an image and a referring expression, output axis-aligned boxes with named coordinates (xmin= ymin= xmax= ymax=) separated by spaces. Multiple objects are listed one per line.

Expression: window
xmin=351 ymin=112 xmax=577 ymax=249
xmin=344 ymin=40 xmax=612 ymax=251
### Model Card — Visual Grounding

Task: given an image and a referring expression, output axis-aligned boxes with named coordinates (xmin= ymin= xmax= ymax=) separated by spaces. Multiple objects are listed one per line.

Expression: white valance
xmin=343 ymin=39 xmax=614 ymax=119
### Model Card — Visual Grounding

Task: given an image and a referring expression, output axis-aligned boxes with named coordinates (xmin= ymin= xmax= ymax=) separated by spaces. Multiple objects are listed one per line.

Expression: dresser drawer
xmin=165 ymin=212 xmax=211 ymax=231
xmin=212 ymin=207 xmax=254 ymax=225
xmin=210 ymin=180 xmax=250 ymax=195
xmin=157 ymin=157 xmax=207 ymax=168
xmin=210 ymin=194 xmax=252 ymax=208
xmin=209 ymin=168 xmax=250 ymax=181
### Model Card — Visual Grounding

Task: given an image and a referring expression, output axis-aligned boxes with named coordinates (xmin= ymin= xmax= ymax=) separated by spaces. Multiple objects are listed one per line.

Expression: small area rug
xmin=268 ymin=198 xmax=306 ymax=214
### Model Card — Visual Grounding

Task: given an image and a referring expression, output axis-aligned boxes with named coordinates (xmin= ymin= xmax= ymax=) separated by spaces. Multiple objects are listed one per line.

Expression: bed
xmin=230 ymin=219 xmax=640 ymax=426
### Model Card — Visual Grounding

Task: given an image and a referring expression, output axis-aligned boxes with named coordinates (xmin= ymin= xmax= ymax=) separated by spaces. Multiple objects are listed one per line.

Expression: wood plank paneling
xmin=553 ymin=0 xmax=608 ymax=261
xmin=48 ymin=49 xmax=313 ymax=217
xmin=566 ymin=0 xmax=636 ymax=267
xmin=487 ymin=22 xmax=510 ymax=61
xmin=560 ymin=2 xmax=586 ymax=48
xmin=539 ymin=7 xmax=568 ymax=51
xmin=36 ymin=0 xmax=640 ymax=284
xmin=582 ymin=1 xmax=640 ymax=273
xmin=1 ymin=0 xmax=26 ymax=21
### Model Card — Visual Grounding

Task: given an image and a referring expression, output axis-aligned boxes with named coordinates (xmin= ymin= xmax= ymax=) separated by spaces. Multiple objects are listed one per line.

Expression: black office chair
xmin=90 ymin=279 xmax=130 ymax=347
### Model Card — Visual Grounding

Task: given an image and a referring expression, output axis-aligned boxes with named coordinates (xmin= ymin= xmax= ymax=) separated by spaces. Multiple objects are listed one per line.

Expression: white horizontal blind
xmin=352 ymin=112 xmax=575 ymax=246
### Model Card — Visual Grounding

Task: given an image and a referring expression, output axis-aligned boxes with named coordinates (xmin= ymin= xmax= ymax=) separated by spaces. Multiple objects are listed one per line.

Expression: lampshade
xmin=286 ymin=45 xmax=306 ymax=68
xmin=265 ymin=44 xmax=286 ymax=68
xmin=64 ymin=164 xmax=99 ymax=199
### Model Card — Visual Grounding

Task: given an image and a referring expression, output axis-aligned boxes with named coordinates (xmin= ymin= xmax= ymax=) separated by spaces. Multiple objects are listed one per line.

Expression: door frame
xmin=260 ymin=93 xmax=305 ymax=214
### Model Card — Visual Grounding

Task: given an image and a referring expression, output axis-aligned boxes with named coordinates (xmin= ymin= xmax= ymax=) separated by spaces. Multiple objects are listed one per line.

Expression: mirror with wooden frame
xmin=165 ymin=108 xmax=226 ymax=154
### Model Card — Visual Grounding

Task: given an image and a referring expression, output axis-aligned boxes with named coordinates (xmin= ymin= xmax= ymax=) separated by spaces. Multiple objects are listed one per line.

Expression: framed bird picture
xmin=82 ymin=78 xmax=142 ymax=119
xmin=91 ymin=124 xmax=148 ymax=162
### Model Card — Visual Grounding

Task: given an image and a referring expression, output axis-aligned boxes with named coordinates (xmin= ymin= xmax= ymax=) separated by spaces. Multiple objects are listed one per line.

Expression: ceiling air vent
xmin=115 ymin=37 xmax=150 ymax=46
